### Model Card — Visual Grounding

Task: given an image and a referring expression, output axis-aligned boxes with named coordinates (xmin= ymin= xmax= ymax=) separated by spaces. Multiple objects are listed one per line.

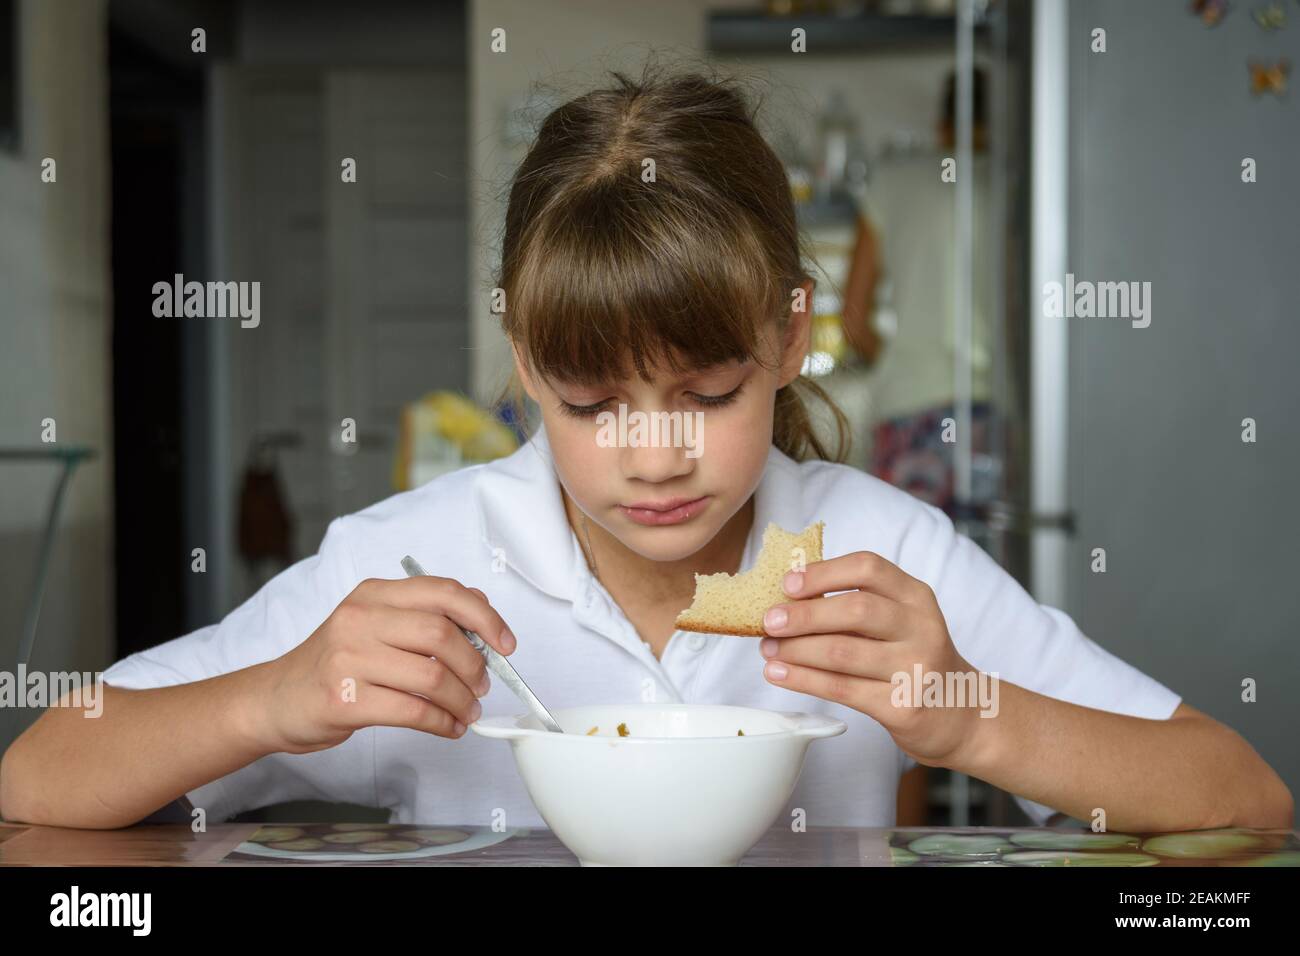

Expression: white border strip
xmin=1029 ymin=0 xmax=1070 ymax=608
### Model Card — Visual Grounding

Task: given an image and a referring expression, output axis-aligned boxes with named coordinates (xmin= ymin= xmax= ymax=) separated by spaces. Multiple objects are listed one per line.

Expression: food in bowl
xmin=584 ymin=722 xmax=745 ymax=736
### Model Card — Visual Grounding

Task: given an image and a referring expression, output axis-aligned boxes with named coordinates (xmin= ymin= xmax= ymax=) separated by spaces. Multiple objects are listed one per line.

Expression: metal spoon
xmin=400 ymin=556 xmax=564 ymax=733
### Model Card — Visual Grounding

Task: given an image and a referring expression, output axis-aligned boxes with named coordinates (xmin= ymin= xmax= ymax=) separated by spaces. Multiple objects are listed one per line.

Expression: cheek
xmin=699 ymin=387 xmax=775 ymax=478
xmin=543 ymin=413 xmax=605 ymax=498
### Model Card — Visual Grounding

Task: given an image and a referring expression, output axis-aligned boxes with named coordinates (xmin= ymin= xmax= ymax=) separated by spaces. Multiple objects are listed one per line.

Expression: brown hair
xmin=493 ymin=62 xmax=849 ymax=463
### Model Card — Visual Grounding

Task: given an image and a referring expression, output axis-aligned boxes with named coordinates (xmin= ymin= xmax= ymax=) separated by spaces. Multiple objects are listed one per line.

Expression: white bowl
xmin=471 ymin=703 xmax=846 ymax=866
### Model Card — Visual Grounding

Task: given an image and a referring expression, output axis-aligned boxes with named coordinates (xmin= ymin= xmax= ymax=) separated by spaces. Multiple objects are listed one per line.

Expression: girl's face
xmin=513 ymin=295 xmax=811 ymax=564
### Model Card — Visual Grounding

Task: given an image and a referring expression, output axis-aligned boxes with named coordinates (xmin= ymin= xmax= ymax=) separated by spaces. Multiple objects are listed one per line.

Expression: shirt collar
xmin=476 ymin=422 xmax=811 ymax=603
xmin=476 ymin=422 xmax=580 ymax=602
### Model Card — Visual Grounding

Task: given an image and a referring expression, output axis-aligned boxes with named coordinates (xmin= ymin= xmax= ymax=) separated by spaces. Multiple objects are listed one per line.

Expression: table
xmin=2 ymin=822 xmax=1296 ymax=866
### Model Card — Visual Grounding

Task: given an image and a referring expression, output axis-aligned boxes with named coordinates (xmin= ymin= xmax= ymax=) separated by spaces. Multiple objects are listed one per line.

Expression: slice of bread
xmin=675 ymin=521 xmax=824 ymax=636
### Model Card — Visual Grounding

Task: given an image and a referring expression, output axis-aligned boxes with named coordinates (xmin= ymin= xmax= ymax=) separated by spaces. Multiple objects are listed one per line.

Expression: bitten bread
xmin=674 ymin=521 xmax=824 ymax=636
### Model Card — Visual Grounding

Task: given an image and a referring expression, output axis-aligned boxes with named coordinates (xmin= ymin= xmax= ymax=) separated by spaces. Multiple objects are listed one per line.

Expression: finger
xmin=357 ymin=577 xmax=516 ymax=654
xmin=759 ymin=633 xmax=903 ymax=681
xmin=359 ymin=642 xmax=481 ymax=726
xmin=763 ymin=589 xmax=911 ymax=641
xmin=761 ymin=658 xmax=897 ymax=720
xmin=349 ymin=682 xmax=468 ymax=739
xmin=782 ymin=552 xmax=932 ymax=608
xmin=359 ymin=605 xmax=489 ymax=694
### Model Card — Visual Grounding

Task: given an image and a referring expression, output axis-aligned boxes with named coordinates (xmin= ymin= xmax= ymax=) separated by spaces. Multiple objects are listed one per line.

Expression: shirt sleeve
xmin=896 ymin=503 xmax=1182 ymax=827
xmin=100 ymin=517 xmax=377 ymax=822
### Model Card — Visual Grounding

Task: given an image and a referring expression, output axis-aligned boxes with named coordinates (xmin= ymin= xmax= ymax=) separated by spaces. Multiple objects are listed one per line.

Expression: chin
xmin=609 ymin=514 xmax=730 ymax=563
xmin=617 ymin=530 xmax=716 ymax=564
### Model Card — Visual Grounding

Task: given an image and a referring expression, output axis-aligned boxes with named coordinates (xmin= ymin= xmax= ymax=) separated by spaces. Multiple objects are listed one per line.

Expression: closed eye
xmin=558 ymin=398 xmax=613 ymax=419
xmin=689 ymin=382 xmax=745 ymax=408
xmin=557 ymin=381 xmax=746 ymax=419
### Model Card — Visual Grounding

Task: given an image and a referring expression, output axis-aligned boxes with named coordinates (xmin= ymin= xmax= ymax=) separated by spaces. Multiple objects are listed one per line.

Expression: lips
xmin=619 ymin=496 xmax=710 ymax=526
xmin=624 ymin=496 xmax=700 ymax=512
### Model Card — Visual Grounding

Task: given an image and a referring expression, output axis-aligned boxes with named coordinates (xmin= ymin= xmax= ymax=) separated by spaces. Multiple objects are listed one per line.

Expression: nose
xmin=620 ymin=437 xmax=696 ymax=484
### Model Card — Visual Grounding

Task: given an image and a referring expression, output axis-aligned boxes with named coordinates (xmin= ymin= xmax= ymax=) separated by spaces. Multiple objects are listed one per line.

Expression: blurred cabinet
xmin=215 ymin=66 xmax=467 ymax=605
xmin=324 ymin=70 xmax=469 ymax=519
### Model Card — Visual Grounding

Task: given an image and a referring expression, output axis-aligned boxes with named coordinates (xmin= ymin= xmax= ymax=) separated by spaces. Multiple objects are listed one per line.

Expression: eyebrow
xmin=550 ymin=358 xmax=750 ymax=391
xmin=670 ymin=355 xmax=754 ymax=379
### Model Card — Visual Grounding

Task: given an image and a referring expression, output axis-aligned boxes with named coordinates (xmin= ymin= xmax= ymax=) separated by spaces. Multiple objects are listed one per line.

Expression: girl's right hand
xmin=256 ymin=576 xmax=515 ymax=754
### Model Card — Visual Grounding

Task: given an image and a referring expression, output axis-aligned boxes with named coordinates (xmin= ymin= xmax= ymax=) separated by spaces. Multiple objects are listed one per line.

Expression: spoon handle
xmin=400 ymin=556 xmax=565 ymax=733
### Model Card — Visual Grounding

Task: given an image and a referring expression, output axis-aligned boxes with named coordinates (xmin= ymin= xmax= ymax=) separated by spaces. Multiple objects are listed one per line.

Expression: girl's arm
xmin=0 ymin=664 xmax=279 ymax=829
xmin=1 ymin=575 xmax=509 ymax=830
xmin=952 ymin=694 xmax=1294 ymax=832
xmin=761 ymin=551 xmax=1294 ymax=833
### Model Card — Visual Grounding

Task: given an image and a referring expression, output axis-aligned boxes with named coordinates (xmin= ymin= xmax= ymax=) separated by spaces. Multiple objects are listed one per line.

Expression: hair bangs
xmin=509 ymin=187 xmax=785 ymax=387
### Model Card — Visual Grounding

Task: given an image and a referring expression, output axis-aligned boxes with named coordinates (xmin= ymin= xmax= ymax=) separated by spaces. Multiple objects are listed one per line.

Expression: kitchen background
xmin=1 ymin=0 xmax=1296 ymax=826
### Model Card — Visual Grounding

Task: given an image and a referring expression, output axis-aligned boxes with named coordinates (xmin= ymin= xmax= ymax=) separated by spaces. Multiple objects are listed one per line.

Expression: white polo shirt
xmin=102 ymin=424 xmax=1181 ymax=827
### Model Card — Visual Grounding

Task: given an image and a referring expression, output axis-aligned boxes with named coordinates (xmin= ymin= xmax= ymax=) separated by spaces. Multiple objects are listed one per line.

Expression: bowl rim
xmin=469 ymin=702 xmax=847 ymax=742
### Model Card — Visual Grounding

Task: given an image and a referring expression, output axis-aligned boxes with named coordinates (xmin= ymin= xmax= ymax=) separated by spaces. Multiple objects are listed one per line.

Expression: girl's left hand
xmin=759 ymin=551 xmax=987 ymax=769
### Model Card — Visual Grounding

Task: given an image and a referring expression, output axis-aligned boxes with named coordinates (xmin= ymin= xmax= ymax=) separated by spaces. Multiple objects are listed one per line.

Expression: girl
xmin=1 ymin=66 xmax=1290 ymax=833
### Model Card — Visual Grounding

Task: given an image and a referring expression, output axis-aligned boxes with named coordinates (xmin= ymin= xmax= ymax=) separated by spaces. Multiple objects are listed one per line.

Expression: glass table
xmin=2 ymin=821 xmax=1296 ymax=867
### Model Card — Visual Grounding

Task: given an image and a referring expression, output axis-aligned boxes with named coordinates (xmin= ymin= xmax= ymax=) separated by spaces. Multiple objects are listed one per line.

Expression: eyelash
xmin=559 ymin=382 xmax=746 ymax=419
